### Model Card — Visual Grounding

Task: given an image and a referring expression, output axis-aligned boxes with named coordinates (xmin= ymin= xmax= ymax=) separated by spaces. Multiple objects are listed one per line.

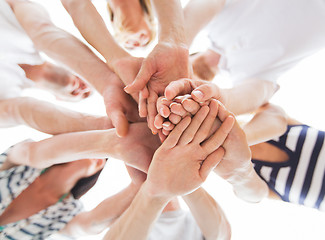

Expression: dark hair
xmin=70 ymin=159 xmax=107 ymax=199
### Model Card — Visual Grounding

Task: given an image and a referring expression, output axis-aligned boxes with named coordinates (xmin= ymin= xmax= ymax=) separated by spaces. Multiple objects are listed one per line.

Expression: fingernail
xmin=162 ymin=122 xmax=170 ymax=128
xmin=192 ymin=90 xmax=204 ymax=100
xmin=159 ymin=107 xmax=165 ymax=116
xmin=124 ymin=86 xmax=130 ymax=93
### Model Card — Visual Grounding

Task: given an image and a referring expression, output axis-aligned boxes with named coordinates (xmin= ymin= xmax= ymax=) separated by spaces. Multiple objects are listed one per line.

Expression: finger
xmin=162 ymin=121 xmax=175 ymax=131
xmin=199 ymin=147 xmax=224 ymax=181
xmin=109 ymin=110 xmax=129 ymax=137
xmin=216 ymin=100 xmax=234 ymax=122
xmin=154 ymin=114 xmax=164 ymax=129
xmin=147 ymin=91 xmax=159 ymax=134
xmin=170 ymin=102 xmax=188 ymax=117
xmin=201 ymin=115 xmax=235 ymax=153
xmin=191 ymin=83 xmax=220 ymax=102
xmin=162 ymin=116 xmax=191 ymax=148
xmin=124 ymin=60 xmax=153 ymax=93
xmin=169 ymin=113 xmax=182 ymax=125
xmin=139 ymin=89 xmax=148 ymax=117
xmin=164 ymin=78 xmax=192 ymax=100
xmin=162 ymin=128 xmax=170 ymax=136
xmin=192 ymin=100 xmax=219 ymax=143
xmin=174 ymin=94 xmax=191 ymax=103
xmin=178 ymin=106 xmax=209 ymax=145
xmin=158 ymin=130 xmax=167 ymax=143
xmin=182 ymin=98 xmax=200 ymax=115
xmin=157 ymin=97 xmax=172 ymax=118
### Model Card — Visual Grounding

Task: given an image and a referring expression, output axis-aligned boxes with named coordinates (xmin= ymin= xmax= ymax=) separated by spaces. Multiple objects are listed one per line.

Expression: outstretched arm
xmin=242 ymin=103 xmax=288 ymax=146
xmin=61 ymin=183 xmax=140 ymax=237
xmin=0 ymin=97 xmax=111 ymax=135
xmin=184 ymin=0 xmax=226 ymax=46
xmin=7 ymin=0 xmax=142 ymax=136
xmin=183 ymin=187 xmax=231 ymax=240
xmin=60 ymin=0 xmax=129 ymax=68
xmin=5 ymin=122 xmax=159 ymax=172
xmin=8 ymin=0 xmax=116 ymax=94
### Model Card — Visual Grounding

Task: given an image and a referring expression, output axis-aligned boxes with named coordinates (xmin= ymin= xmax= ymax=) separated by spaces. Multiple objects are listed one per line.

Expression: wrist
xmin=230 ymin=166 xmax=268 ymax=202
xmin=141 ymin=181 xmax=172 ymax=204
xmin=105 ymin=48 xmax=130 ymax=69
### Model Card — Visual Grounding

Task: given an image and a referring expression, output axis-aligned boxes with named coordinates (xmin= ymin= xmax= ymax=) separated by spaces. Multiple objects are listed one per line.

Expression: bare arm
xmin=0 ymin=97 xmax=111 ymax=135
xmin=60 ymin=0 xmax=130 ymax=69
xmin=184 ymin=0 xmax=226 ymax=46
xmin=242 ymin=103 xmax=288 ymax=146
xmin=61 ymin=183 xmax=140 ymax=237
xmin=8 ymin=0 xmax=116 ymax=94
xmin=182 ymin=187 xmax=231 ymax=240
xmin=6 ymin=129 xmax=118 ymax=169
xmin=222 ymin=79 xmax=279 ymax=115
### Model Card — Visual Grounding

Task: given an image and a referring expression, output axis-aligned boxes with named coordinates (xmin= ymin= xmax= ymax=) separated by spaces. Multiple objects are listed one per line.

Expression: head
xmin=65 ymin=158 xmax=107 ymax=199
xmin=107 ymin=0 xmax=156 ymax=49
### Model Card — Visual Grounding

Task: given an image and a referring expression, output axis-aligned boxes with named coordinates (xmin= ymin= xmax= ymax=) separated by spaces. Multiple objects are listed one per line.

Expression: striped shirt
xmin=0 ymin=146 xmax=83 ymax=240
xmin=253 ymin=125 xmax=325 ymax=210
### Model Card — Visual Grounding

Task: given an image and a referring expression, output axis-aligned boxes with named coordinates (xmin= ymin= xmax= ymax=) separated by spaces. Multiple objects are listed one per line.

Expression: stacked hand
xmin=144 ymin=101 xmax=235 ymax=199
xmin=124 ymin=42 xmax=192 ymax=134
xmin=154 ymin=88 xmax=252 ymax=186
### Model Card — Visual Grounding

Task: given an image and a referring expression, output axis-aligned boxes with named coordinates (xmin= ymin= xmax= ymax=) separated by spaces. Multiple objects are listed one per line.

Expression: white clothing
xmin=207 ymin=0 xmax=325 ymax=84
xmin=148 ymin=210 xmax=203 ymax=240
xmin=0 ymin=0 xmax=43 ymax=100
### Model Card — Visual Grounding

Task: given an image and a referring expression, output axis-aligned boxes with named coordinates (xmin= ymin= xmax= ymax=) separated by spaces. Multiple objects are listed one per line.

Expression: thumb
xmin=164 ymin=78 xmax=192 ymax=100
xmin=191 ymin=83 xmax=220 ymax=102
xmin=124 ymin=60 xmax=154 ymax=94
xmin=199 ymin=147 xmax=224 ymax=181
xmin=109 ymin=109 xmax=129 ymax=137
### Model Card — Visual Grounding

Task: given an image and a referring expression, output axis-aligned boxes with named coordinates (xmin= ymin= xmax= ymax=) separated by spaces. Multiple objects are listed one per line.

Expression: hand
xmin=113 ymin=123 xmax=161 ymax=172
xmin=102 ymin=77 xmax=144 ymax=137
xmin=110 ymin=55 xmax=144 ymax=102
xmin=155 ymin=78 xmax=225 ymax=131
xmin=145 ymin=101 xmax=235 ymax=199
xmin=124 ymin=42 xmax=192 ymax=133
xmin=210 ymin=103 xmax=252 ymax=180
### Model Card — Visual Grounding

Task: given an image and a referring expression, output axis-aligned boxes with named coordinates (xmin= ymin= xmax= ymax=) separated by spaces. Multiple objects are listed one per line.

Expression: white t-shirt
xmin=148 ymin=210 xmax=204 ymax=240
xmin=0 ymin=0 xmax=43 ymax=99
xmin=207 ymin=0 xmax=325 ymax=84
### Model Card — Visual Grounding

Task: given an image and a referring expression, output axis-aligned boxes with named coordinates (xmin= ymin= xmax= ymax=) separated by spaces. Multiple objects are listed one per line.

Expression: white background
xmin=1 ymin=0 xmax=325 ymax=239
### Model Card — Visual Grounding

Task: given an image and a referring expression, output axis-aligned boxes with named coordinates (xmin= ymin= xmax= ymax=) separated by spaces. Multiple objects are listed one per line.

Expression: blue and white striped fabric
xmin=0 ymin=147 xmax=83 ymax=240
xmin=253 ymin=125 xmax=325 ymax=211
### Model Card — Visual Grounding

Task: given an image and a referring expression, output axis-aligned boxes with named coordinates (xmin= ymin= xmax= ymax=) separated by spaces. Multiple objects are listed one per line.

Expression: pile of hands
xmin=103 ymin=45 xmax=252 ymax=200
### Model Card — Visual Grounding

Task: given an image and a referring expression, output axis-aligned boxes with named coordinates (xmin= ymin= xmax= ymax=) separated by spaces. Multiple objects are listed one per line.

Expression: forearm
xmin=183 ymin=187 xmax=231 ymax=240
xmin=103 ymin=182 xmax=169 ymax=240
xmin=0 ymin=97 xmax=112 ymax=135
xmin=62 ymin=183 xmax=140 ymax=237
xmin=10 ymin=0 xmax=117 ymax=94
xmin=7 ymin=129 xmax=120 ymax=168
xmin=152 ymin=0 xmax=187 ymax=45
xmin=60 ymin=0 xmax=129 ymax=66
xmin=220 ymin=163 xmax=269 ymax=203
xmin=242 ymin=104 xmax=288 ymax=146
xmin=222 ymin=80 xmax=279 ymax=115
xmin=184 ymin=0 xmax=225 ymax=46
